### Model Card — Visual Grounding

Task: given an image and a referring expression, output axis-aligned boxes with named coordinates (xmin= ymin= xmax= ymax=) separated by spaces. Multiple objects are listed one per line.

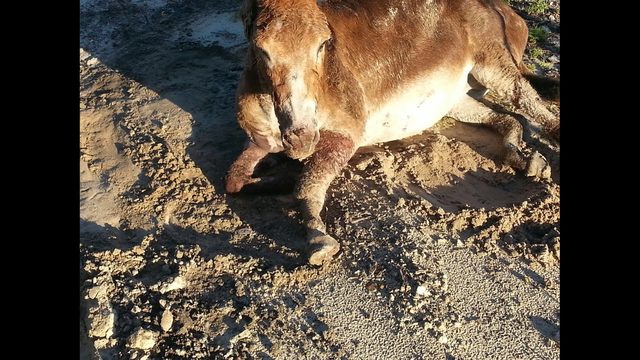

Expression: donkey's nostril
xmin=293 ymin=128 xmax=307 ymax=137
xmin=282 ymin=135 xmax=292 ymax=149
xmin=282 ymin=132 xmax=301 ymax=150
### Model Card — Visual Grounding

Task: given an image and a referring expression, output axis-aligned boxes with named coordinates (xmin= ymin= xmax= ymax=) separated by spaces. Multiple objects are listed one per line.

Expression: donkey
xmin=225 ymin=0 xmax=560 ymax=265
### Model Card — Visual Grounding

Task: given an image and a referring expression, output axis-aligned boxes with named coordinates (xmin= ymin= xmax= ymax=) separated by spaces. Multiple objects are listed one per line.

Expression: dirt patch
xmin=80 ymin=1 xmax=560 ymax=359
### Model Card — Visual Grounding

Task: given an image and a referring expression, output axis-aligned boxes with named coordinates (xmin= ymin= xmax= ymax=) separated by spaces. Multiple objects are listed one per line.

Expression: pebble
xmin=451 ymin=217 xmax=467 ymax=231
xmin=80 ymin=48 xmax=91 ymax=61
xmin=235 ymin=227 xmax=252 ymax=237
xmin=160 ymin=276 xmax=187 ymax=293
xmin=87 ymin=302 xmax=115 ymax=338
xmin=87 ymin=58 xmax=99 ymax=67
xmin=87 ymin=284 xmax=108 ymax=300
xmin=161 ymin=308 xmax=174 ymax=332
xmin=94 ymin=338 xmax=110 ymax=349
xmin=128 ymin=328 xmax=158 ymax=350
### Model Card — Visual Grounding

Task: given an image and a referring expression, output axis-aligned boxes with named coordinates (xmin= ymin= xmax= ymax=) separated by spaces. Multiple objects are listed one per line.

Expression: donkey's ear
xmin=240 ymin=0 xmax=258 ymax=40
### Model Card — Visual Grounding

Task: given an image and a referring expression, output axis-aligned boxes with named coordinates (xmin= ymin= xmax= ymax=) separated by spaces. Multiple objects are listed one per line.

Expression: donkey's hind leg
xmin=447 ymin=95 xmax=550 ymax=178
xmin=470 ymin=48 xmax=559 ymax=141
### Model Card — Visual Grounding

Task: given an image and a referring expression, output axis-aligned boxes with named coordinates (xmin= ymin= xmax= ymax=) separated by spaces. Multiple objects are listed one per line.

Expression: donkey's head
xmin=244 ymin=0 xmax=332 ymax=159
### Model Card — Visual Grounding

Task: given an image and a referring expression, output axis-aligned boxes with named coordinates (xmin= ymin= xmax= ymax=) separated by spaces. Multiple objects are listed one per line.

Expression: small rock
xmin=235 ymin=227 xmax=252 ymax=237
xmin=128 ymin=328 xmax=158 ymax=350
xmin=526 ymin=152 xmax=549 ymax=178
xmin=455 ymin=239 xmax=465 ymax=248
xmin=416 ymin=285 xmax=428 ymax=296
xmin=86 ymin=301 xmax=115 ymax=338
xmin=87 ymin=58 xmax=99 ymax=67
xmin=80 ymin=48 xmax=91 ymax=61
xmin=87 ymin=284 xmax=108 ymax=300
xmin=161 ymin=308 xmax=174 ymax=332
xmin=396 ymin=198 xmax=406 ymax=208
xmin=94 ymin=338 xmax=110 ymax=349
xmin=438 ymin=334 xmax=448 ymax=344
xmin=436 ymin=238 xmax=447 ymax=246
xmin=159 ymin=299 xmax=167 ymax=307
xmin=451 ymin=217 xmax=467 ymax=232
xmin=471 ymin=213 xmax=487 ymax=227
xmin=354 ymin=156 xmax=374 ymax=171
xmin=160 ymin=276 xmax=187 ymax=293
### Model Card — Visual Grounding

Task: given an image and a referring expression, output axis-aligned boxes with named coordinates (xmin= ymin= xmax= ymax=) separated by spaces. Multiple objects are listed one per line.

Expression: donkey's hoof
xmin=308 ymin=232 xmax=340 ymax=266
xmin=525 ymin=151 xmax=551 ymax=180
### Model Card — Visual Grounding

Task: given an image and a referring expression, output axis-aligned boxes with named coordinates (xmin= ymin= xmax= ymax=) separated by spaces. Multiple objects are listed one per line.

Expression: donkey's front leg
xmin=226 ymin=142 xmax=272 ymax=194
xmin=297 ymin=131 xmax=356 ymax=266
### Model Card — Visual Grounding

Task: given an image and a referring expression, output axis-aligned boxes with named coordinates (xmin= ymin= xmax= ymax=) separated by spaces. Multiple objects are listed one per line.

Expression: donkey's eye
xmin=316 ymin=39 xmax=330 ymax=61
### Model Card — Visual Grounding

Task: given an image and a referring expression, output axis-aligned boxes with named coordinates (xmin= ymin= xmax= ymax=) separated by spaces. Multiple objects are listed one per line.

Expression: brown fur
xmin=227 ymin=0 xmax=560 ymax=265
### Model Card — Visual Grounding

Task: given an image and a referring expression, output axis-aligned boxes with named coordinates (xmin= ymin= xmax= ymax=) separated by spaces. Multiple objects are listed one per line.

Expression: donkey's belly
xmin=361 ymin=65 xmax=472 ymax=146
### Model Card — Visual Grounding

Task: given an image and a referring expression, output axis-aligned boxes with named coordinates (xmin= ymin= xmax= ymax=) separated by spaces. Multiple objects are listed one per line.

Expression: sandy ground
xmin=80 ymin=1 xmax=560 ymax=359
